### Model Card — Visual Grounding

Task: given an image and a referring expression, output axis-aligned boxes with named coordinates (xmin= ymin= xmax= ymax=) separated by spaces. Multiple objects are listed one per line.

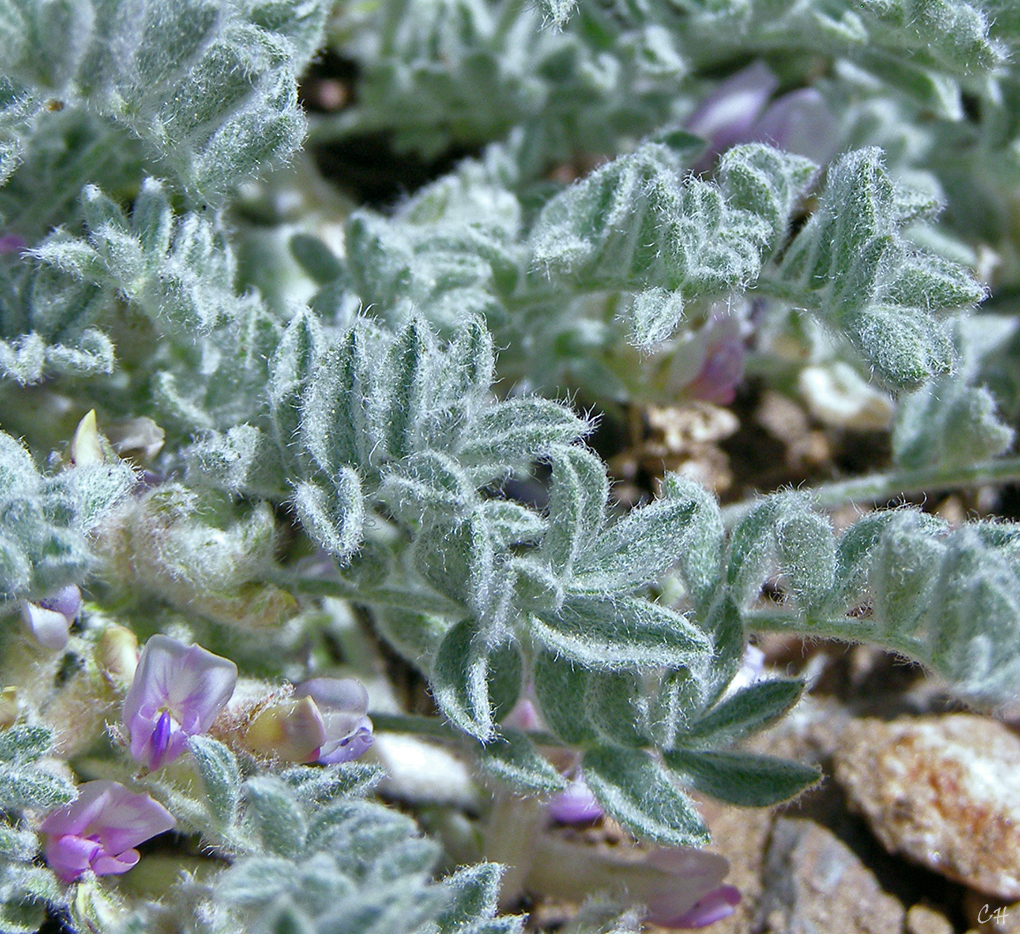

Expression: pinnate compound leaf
xmin=530 ymin=142 xmax=771 ymax=347
xmin=583 ymin=747 xmax=709 ymax=847
xmin=0 ymin=0 xmax=329 ymax=196
xmin=0 ymin=726 xmax=75 ymax=811
xmin=777 ymin=148 xmax=984 ymax=389
xmin=665 ymin=749 xmax=821 ymax=807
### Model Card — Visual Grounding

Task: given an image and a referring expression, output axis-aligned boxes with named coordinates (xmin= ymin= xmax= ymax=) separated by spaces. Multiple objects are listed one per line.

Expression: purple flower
xmin=548 ymin=776 xmax=604 ymax=825
xmin=294 ymin=677 xmax=374 ymax=764
xmin=123 ymin=635 xmax=237 ymax=770
xmin=686 ymin=332 xmax=746 ymax=405
xmin=635 ymin=849 xmax=735 ymax=928
xmin=686 ymin=61 xmax=779 ymax=168
xmin=656 ymin=883 xmax=741 ymax=928
xmin=20 ymin=585 xmax=83 ymax=650
xmin=40 ymin=780 xmax=175 ymax=884
xmin=524 ymin=838 xmax=735 ymax=927
xmin=747 ymin=88 xmax=837 ymax=165
xmin=687 ymin=61 xmax=837 ymax=169
xmin=0 ymin=233 xmax=27 ymax=255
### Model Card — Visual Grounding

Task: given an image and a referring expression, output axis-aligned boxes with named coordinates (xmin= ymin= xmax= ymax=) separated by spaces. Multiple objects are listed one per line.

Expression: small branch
xmin=286 ymin=577 xmax=461 ymax=617
xmin=371 ymin=712 xmax=566 ymax=748
xmin=722 ymin=456 xmax=1020 ymax=527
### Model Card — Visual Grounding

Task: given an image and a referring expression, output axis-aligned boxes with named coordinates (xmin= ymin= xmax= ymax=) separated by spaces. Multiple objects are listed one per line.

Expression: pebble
xmin=755 ymin=818 xmax=905 ymax=933
xmin=834 ymin=715 xmax=1020 ymax=900
xmin=906 ymin=903 xmax=954 ymax=934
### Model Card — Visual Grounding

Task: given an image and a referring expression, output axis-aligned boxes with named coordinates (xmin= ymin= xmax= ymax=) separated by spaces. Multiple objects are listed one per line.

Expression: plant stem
xmin=371 ymin=712 xmax=566 ymax=747
xmin=721 ymin=456 xmax=1020 ymax=527
xmin=286 ymin=577 xmax=461 ymax=617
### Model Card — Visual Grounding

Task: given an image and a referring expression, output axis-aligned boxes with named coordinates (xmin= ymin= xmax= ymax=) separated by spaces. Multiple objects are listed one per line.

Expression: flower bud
xmin=243 ymin=695 xmax=326 ymax=763
xmin=70 ymin=410 xmax=107 ymax=467
xmin=0 ymin=687 xmax=18 ymax=729
xmin=95 ymin=624 xmax=139 ymax=685
xmin=20 ymin=585 xmax=82 ymax=651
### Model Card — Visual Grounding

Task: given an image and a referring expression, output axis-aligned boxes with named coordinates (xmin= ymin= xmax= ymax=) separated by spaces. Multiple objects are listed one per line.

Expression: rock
xmin=834 ymin=715 xmax=1020 ymax=900
xmin=755 ymin=818 xmax=905 ymax=933
xmin=906 ymin=903 xmax=954 ymax=934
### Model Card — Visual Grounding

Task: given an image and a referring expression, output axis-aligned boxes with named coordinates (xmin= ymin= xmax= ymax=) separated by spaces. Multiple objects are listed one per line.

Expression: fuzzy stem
xmin=722 ymin=456 xmax=1020 ymax=527
xmin=371 ymin=712 xmax=566 ymax=747
xmin=743 ymin=609 xmax=926 ymax=658
xmin=286 ymin=577 xmax=462 ymax=617
xmin=483 ymin=790 xmax=550 ymax=907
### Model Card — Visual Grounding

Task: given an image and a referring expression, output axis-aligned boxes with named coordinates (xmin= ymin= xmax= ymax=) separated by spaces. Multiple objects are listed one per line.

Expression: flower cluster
xmin=35 ymin=633 xmax=375 ymax=888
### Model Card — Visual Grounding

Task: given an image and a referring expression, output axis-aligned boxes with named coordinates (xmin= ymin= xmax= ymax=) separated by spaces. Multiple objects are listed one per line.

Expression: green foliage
xmin=4 ymin=0 xmax=1020 ymax=926
xmin=332 ymin=0 xmax=1004 ymax=160
xmin=724 ymin=499 xmax=1020 ymax=706
xmin=34 ymin=180 xmax=239 ymax=340
xmin=0 ymin=727 xmax=72 ymax=933
xmin=0 ymin=429 xmax=132 ymax=601
xmin=0 ymin=0 xmax=328 ymax=198
xmin=893 ymin=316 xmax=1015 ymax=467
xmin=531 ymin=142 xmax=815 ymax=346
xmin=776 ymin=148 xmax=984 ymax=388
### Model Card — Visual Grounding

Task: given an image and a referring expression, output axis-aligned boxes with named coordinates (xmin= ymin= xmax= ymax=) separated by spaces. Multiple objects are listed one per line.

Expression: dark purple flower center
xmin=147 ymin=710 xmax=175 ymax=769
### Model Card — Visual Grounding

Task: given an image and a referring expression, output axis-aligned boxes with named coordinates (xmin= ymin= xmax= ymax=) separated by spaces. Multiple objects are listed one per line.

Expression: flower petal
xmin=317 ymin=723 xmax=374 ymax=763
xmin=90 ymin=785 xmax=175 ymax=854
xmin=630 ymin=848 xmax=729 ymax=925
xmin=40 ymin=783 xmax=114 ymax=837
xmin=123 ymin=635 xmax=237 ymax=765
xmin=294 ymin=677 xmax=368 ymax=715
xmin=44 ymin=834 xmax=101 ymax=884
xmin=658 ymin=884 xmax=741 ymax=928
xmin=548 ymin=777 xmax=604 ymax=825
xmin=20 ymin=603 xmax=71 ymax=651
xmin=686 ymin=61 xmax=778 ymax=165
xmin=90 ymin=848 xmax=141 ymax=878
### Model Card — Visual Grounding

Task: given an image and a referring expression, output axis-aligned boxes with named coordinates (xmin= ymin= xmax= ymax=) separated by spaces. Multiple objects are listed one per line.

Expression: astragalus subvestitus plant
xmin=2 ymin=0 xmax=1020 ymax=931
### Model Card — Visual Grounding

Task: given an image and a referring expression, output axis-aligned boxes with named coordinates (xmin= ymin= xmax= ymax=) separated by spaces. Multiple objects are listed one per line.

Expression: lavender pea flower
xmin=524 ymin=837 xmax=735 ymax=928
xmin=686 ymin=61 xmax=779 ymax=169
xmin=243 ymin=677 xmax=374 ymax=764
xmin=659 ymin=884 xmax=741 ymax=928
xmin=20 ymin=585 xmax=83 ymax=651
xmin=294 ymin=677 xmax=374 ymax=763
xmin=40 ymin=780 xmax=175 ymax=884
xmin=0 ymin=233 xmax=27 ymax=255
xmin=687 ymin=61 xmax=837 ymax=169
xmin=123 ymin=635 xmax=237 ymax=770
xmin=548 ymin=775 xmax=604 ymax=825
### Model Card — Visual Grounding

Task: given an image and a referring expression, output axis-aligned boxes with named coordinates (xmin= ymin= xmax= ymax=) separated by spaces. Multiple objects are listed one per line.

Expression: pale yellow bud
xmin=96 ymin=624 xmax=139 ymax=684
xmin=243 ymin=695 xmax=326 ymax=763
xmin=70 ymin=410 xmax=106 ymax=466
xmin=0 ymin=687 xmax=18 ymax=729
